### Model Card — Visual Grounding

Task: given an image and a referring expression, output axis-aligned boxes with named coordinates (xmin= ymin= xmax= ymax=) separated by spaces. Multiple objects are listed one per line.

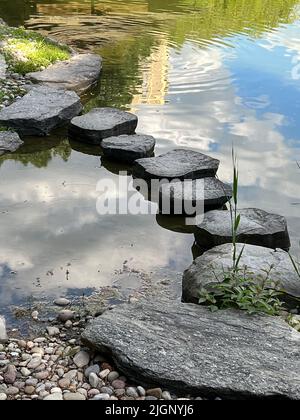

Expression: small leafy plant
xmin=199 ymin=266 xmax=283 ymax=316
xmin=198 ymin=148 xmax=284 ymax=316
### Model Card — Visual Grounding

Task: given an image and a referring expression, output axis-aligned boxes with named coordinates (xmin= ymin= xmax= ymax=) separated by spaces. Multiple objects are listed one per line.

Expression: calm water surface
xmin=1 ymin=0 xmax=300 ymax=312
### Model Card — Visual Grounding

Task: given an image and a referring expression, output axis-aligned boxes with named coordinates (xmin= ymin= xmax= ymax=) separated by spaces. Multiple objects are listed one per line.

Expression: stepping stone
xmin=82 ymin=299 xmax=300 ymax=399
xmin=182 ymin=243 xmax=300 ymax=304
xmin=28 ymin=53 xmax=102 ymax=95
xmin=0 ymin=86 xmax=82 ymax=136
xmin=194 ymin=208 xmax=290 ymax=250
xmin=69 ymin=108 xmax=138 ymax=145
xmin=159 ymin=177 xmax=232 ymax=215
xmin=101 ymin=134 xmax=156 ymax=163
xmin=0 ymin=53 xmax=7 ymax=80
xmin=133 ymin=149 xmax=219 ymax=181
xmin=0 ymin=131 xmax=23 ymax=155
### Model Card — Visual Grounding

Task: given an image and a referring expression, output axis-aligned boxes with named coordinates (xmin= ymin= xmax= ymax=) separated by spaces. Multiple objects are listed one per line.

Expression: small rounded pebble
xmin=112 ymin=379 xmax=126 ymax=389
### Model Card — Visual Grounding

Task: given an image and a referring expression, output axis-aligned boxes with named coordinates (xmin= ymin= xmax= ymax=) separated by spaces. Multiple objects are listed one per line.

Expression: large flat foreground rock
xmin=0 ymin=86 xmax=82 ymax=136
xmin=183 ymin=243 xmax=300 ymax=304
xmin=69 ymin=108 xmax=138 ymax=145
xmin=28 ymin=54 xmax=102 ymax=95
xmin=102 ymin=134 xmax=156 ymax=163
xmin=133 ymin=149 xmax=220 ymax=181
xmin=195 ymin=208 xmax=290 ymax=250
xmin=82 ymin=300 xmax=300 ymax=399
xmin=0 ymin=131 xmax=23 ymax=155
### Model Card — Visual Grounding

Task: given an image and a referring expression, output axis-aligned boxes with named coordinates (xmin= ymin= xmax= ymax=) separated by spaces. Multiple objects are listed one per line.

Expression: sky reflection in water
xmin=0 ymin=0 xmax=300 ymax=310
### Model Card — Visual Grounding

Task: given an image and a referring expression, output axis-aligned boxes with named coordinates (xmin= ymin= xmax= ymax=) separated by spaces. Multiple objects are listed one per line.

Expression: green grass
xmin=0 ymin=26 xmax=71 ymax=74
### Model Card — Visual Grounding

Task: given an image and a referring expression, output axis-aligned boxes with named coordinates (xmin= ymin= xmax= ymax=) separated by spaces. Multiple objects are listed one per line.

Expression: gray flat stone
xmin=0 ymin=316 xmax=8 ymax=344
xmin=82 ymin=299 xmax=300 ymax=399
xmin=0 ymin=86 xmax=82 ymax=136
xmin=0 ymin=131 xmax=23 ymax=156
xmin=28 ymin=53 xmax=102 ymax=95
xmin=133 ymin=149 xmax=220 ymax=181
xmin=69 ymin=108 xmax=138 ymax=145
xmin=194 ymin=208 xmax=290 ymax=250
xmin=159 ymin=177 xmax=232 ymax=215
xmin=0 ymin=53 xmax=7 ymax=80
xmin=102 ymin=134 xmax=156 ymax=163
xmin=182 ymin=243 xmax=300 ymax=304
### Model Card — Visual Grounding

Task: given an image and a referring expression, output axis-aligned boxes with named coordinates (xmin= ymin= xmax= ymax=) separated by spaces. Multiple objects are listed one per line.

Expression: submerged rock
xmin=54 ymin=298 xmax=70 ymax=307
xmin=0 ymin=316 xmax=8 ymax=344
xmin=69 ymin=108 xmax=138 ymax=145
xmin=194 ymin=208 xmax=290 ymax=250
xmin=101 ymin=134 xmax=156 ymax=163
xmin=0 ymin=86 xmax=82 ymax=136
xmin=28 ymin=54 xmax=102 ymax=95
xmin=0 ymin=131 xmax=23 ymax=155
xmin=182 ymin=243 xmax=300 ymax=304
xmin=82 ymin=299 xmax=300 ymax=399
xmin=159 ymin=177 xmax=232 ymax=215
xmin=133 ymin=149 xmax=220 ymax=181
xmin=57 ymin=310 xmax=74 ymax=323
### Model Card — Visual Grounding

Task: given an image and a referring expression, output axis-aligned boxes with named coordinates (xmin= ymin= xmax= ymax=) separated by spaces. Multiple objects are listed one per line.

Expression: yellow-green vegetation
xmin=0 ymin=26 xmax=70 ymax=74
xmin=164 ymin=0 xmax=300 ymax=46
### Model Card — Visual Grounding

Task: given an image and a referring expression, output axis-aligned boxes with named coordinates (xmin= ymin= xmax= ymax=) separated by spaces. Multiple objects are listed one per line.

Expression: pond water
xmin=1 ymin=0 xmax=300 ymax=314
